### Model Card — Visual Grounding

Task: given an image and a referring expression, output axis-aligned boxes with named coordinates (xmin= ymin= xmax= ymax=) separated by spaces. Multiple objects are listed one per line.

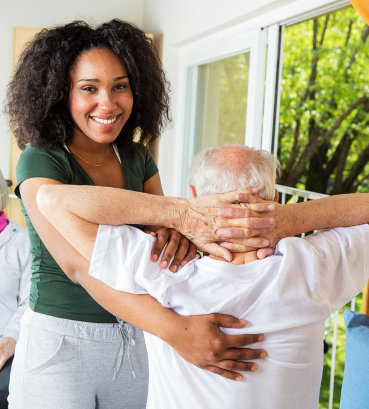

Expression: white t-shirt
xmin=89 ymin=224 xmax=369 ymax=409
xmin=0 ymin=220 xmax=32 ymax=340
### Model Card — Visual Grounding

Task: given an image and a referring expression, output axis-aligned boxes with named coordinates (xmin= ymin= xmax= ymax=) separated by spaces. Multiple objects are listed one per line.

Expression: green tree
xmin=278 ymin=7 xmax=369 ymax=194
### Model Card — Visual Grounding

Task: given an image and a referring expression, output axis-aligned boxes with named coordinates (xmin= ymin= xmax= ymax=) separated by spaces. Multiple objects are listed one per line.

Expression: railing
xmin=276 ymin=184 xmax=356 ymax=409
xmin=276 ymin=184 xmax=328 ymax=202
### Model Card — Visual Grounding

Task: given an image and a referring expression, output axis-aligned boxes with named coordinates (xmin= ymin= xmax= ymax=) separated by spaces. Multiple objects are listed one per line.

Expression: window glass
xmin=194 ymin=52 xmax=250 ymax=153
xmin=277 ymin=6 xmax=369 ymax=194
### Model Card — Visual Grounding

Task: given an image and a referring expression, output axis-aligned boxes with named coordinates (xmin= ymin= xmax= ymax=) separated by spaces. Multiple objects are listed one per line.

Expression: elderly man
xmin=37 ymin=145 xmax=369 ymax=409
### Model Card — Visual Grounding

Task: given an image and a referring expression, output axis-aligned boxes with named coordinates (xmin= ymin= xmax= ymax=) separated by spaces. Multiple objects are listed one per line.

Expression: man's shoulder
xmin=277 ymin=225 xmax=369 ymax=251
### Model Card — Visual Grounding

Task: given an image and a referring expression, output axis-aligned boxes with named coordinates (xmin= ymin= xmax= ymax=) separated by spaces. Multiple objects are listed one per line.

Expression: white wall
xmin=141 ymin=0 xmax=304 ymax=196
xmin=0 ymin=0 xmax=145 ymax=179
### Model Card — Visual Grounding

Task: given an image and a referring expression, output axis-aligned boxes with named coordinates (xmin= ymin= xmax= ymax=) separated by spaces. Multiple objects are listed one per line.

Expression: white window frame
xmin=175 ymin=0 xmax=351 ymax=196
xmin=175 ymin=26 xmax=267 ymax=197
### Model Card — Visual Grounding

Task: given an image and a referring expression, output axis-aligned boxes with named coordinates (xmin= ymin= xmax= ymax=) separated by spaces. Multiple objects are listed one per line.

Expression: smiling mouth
xmin=91 ymin=115 xmax=118 ymax=125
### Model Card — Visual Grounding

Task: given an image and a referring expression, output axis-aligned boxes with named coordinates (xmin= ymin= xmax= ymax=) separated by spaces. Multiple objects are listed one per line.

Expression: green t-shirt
xmin=16 ymin=143 xmax=158 ymax=323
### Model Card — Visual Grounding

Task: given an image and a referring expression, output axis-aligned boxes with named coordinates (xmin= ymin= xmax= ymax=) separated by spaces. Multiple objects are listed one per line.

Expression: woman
xmin=0 ymin=170 xmax=31 ymax=409
xmin=6 ymin=20 xmax=270 ymax=409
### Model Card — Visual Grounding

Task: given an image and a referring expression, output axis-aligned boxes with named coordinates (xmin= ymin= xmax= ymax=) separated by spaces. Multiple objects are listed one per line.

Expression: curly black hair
xmin=6 ymin=19 xmax=170 ymax=150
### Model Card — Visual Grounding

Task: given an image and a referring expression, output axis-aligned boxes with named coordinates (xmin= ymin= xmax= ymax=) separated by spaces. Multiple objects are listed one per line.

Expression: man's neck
xmin=209 ymin=250 xmax=259 ymax=265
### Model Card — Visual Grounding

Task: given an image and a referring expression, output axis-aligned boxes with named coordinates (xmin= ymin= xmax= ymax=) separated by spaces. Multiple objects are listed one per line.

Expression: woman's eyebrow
xmin=77 ymin=78 xmax=99 ymax=83
xmin=77 ymin=76 xmax=128 ymax=83
xmin=113 ymin=75 xmax=129 ymax=81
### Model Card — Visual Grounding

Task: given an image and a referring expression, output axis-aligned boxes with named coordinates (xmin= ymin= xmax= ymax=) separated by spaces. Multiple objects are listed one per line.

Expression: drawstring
xmin=113 ymin=318 xmax=136 ymax=381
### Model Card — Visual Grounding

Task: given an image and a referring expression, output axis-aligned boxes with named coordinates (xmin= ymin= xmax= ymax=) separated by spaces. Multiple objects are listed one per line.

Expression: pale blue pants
xmin=8 ymin=309 xmax=148 ymax=409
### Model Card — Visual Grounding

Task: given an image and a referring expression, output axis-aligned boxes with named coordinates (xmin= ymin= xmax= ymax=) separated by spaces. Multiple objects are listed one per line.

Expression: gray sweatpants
xmin=8 ymin=309 xmax=148 ymax=409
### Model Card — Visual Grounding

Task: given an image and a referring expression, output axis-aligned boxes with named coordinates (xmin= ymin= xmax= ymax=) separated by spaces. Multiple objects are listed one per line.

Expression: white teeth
xmin=92 ymin=116 xmax=117 ymax=124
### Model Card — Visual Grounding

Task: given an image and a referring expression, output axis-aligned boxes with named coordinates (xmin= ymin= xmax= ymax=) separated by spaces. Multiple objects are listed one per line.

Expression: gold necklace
xmin=68 ymin=145 xmax=112 ymax=167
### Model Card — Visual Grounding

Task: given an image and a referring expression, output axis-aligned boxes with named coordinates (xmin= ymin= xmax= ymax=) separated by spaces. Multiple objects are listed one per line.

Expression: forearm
xmin=39 ymin=184 xmax=184 ymax=229
xmin=77 ymin=271 xmax=181 ymax=342
xmin=278 ymin=193 xmax=369 ymax=237
xmin=38 ymin=184 xmax=276 ymax=260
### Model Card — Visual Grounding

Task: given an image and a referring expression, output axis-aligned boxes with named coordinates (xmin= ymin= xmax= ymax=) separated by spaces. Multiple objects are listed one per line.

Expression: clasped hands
xmin=148 ymin=188 xmax=282 ymax=272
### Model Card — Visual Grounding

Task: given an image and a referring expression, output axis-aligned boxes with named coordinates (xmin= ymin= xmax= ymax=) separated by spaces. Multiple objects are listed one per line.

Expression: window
xmin=194 ymin=52 xmax=250 ymax=153
xmin=176 ymin=26 xmax=266 ymax=196
xmin=177 ymin=2 xmax=357 ymax=197
xmin=276 ymin=6 xmax=369 ymax=195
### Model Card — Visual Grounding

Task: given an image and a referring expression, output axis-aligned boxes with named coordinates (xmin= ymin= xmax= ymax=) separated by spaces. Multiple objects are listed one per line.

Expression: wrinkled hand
xmin=215 ymin=199 xmax=291 ymax=259
xmin=179 ymin=190 xmax=275 ymax=260
xmin=0 ymin=337 xmax=16 ymax=370
xmin=167 ymin=313 xmax=266 ymax=381
xmin=146 ymin=227 xmax=198 ymax=272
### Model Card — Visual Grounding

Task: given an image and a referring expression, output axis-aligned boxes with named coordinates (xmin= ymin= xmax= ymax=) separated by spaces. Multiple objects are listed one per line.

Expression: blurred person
xmin=0 ymin=170 xmax=31 ymax=409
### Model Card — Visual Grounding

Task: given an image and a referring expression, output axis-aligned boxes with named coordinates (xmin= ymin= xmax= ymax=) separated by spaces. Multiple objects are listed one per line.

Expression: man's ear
xmin=189 ymin=185 xmax=197 ymax=198
xmin=274 ymin=189 xmax=279 ymax=202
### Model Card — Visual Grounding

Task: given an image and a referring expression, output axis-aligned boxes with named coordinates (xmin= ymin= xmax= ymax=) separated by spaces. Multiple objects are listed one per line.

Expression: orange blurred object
xmin=350 ymin=0 xmax=369 ymax=25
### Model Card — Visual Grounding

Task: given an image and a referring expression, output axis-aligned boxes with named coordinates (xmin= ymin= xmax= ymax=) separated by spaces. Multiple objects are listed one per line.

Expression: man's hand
xmin=0 ymin=337 xmax=16 ymax=370
xmin=177 ymin=190 xmax=275 ymax=260
xmin=166 ymin=313 xmax=266 ymax=381
xmin=215 ymin=199 xmax=295 ymax=258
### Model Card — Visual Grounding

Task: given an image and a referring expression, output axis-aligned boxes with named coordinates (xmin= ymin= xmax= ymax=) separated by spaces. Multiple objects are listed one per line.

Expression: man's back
xmin=89 ymin=224 xmax=369 ymax=409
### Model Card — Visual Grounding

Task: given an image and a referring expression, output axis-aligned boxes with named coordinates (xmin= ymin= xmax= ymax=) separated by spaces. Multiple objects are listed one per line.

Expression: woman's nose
xmin=98 ymin=90 xmax=117 ymax=111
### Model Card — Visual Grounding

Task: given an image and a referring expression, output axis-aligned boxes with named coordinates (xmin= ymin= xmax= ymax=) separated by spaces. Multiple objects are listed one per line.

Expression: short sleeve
xmin=307 ymin=226 xmax=369 ymax=310
xmin=89 ymin=225 xmax=156 ymax=295
xmin=276 ymin=225 xmax=369 ymax=313
xmin=15 ymin=146 xmax=70 ymax=198
xmin=89 ymin=225 xmax=194 ymax=307
xmin=143 ymin=149 xmax=158 ymax=182
xmin=116 ymin=144 xmax=158 ymax=193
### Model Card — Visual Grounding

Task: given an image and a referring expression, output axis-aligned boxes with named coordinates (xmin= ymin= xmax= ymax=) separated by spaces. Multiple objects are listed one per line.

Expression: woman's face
xmin=69 ymin=48 xmax=133 ymax=145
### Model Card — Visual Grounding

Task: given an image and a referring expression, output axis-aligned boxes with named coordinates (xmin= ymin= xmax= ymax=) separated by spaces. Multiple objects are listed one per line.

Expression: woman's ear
xmin=189 ymin=185 xmax=197 ymax=198
xmin=274 ymin=189 xmax=279 ymax=202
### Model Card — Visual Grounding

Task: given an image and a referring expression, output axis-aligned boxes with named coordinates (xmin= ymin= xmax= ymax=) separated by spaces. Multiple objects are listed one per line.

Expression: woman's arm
xmin=271 ymin=193 xmax=369 ymax=236
xmin=24 ymin=178 xmax=265 ymax=381
xmin=35 ymin=183 xmax=274 ymax=261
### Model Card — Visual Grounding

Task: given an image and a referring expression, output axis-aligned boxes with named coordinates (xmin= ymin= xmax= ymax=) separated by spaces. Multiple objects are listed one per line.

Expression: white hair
xmin=0 ymin=169 xmax=9 ymax=212
xmin=188 ymin=145 xmax=280 ymax=200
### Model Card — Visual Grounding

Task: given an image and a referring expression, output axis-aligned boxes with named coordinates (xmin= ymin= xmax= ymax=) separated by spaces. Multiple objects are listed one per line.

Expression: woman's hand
xmin=165 ymin=313 xmax=266 ymax=381
xmin=146 ymin=227 xmax=198 ymax=272
xmin=176 ymin=190 xmax=276 ymax=260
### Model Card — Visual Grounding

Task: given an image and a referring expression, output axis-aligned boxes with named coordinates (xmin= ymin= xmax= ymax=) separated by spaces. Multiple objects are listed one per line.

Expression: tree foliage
xmin=218 ymin=53 xmax=249 ymax=145
xmin=278 ymin=6 xmax=369 ymax=194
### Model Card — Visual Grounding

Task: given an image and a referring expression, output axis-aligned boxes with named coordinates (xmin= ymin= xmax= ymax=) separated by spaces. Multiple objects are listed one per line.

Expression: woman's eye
xmin=81 ymin=86 xmax=96 ymax=92
xmin=114 ymin=83 xmax=128 ymax=91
